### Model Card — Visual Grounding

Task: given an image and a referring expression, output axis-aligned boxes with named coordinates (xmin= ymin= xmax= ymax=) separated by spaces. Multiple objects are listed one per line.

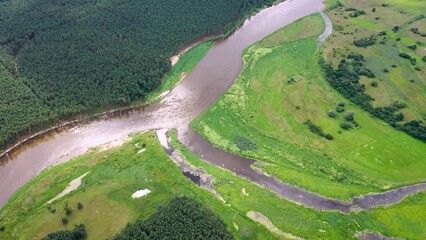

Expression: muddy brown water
xmin=0 ymin=0 xmax=424 ymax=212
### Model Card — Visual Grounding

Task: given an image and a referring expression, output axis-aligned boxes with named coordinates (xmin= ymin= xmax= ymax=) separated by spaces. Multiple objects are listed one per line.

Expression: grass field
xmin=0 ymin=132 xmax=280 ymax=240
xmin=323 ymin=0 xmax=426 ymax=121
xmin=191 ymin=13 xmax=426 ymax=200
xmin=144 ymin=41 xmax=213 ymax=103
xmin=1 ymin=131 xmax=425 ymax=239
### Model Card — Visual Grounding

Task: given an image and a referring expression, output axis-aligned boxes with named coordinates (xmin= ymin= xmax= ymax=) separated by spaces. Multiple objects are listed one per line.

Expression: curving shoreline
xmin=1 ymin=0 xmax=425 ymax=214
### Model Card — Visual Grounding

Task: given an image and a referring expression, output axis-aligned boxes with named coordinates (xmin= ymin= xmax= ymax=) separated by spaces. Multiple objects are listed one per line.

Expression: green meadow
xmin=191 ymin=12 xmax=426 ymax=200
xmin=1 ymin=131 xmax=425 ymax=239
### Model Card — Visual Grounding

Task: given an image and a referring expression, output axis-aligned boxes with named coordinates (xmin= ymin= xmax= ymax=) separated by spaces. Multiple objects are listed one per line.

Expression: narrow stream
xmin=0 ymin=0 xmax=424 ymax=212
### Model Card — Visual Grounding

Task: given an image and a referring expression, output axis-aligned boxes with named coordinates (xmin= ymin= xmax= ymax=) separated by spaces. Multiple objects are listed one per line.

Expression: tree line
xmin=0 ymin=0 xmax=276 ymax=150
xmin=320 ymin=53 xmax=426 ymax=142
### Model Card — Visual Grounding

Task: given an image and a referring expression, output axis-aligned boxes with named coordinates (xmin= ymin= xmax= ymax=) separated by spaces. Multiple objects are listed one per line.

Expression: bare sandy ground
xmin=46 ymin=172 xmax=89 ymax=204
xmin=247 ymin=210 xmax=303 ymax=240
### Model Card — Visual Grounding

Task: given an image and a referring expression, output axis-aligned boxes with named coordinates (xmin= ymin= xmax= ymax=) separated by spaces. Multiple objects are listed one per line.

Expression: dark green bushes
xmin=43 ymin=224 xmax=86 ymax=240
xmin=353 ymin=36 xmax=377 ymax=47
xmin=235 ymin=136 xmax=257 ymax=151
xmin=305 ymin=120 xmax=333 ymax=140
xmin=113 ymin=197 xmax=233 ymax=240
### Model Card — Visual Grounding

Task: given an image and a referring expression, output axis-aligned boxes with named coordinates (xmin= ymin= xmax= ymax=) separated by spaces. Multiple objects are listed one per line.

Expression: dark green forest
xmin=0 ymin=0 xmax=276 ymax=150
xmin=113 ymin=197 xmax=233 ymax=240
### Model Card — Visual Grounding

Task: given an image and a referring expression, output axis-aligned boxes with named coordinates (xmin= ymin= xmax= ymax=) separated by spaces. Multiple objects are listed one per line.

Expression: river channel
xmin=1 ymin=0 xmax=424 ymax=211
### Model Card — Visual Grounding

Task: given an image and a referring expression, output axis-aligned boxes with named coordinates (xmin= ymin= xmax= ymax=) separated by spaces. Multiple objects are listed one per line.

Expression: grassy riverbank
xmin=0 ymin=132 xmax=278 ymax=240
xmin=169 ymin=130 xmax=426 ymax=239
xmin=1 ymin=131 xmax=425 ymax=239
xmin=144 ymin=41 xmax=213 ymax=103
xmin=191 ymin=13 xmax=426 ymax=200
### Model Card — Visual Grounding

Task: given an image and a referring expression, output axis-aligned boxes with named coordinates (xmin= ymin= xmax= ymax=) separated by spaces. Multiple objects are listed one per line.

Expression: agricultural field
xmin=191 ymin=12 xmax=426 ymax=200
xmin=1 ymin=131 xmax=425 ymax=239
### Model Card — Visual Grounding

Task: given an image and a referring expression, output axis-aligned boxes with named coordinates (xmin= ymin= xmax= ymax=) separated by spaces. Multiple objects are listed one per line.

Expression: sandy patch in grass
xmin=97 ymin=136 xmax=130 ymax=152
xmin=131 ymin=189 xmax=151 ymax=198
xmin=247 ymin=210 xmax=303 ymax=240
xmin=46 ymin=172 xmax=89 ymax=204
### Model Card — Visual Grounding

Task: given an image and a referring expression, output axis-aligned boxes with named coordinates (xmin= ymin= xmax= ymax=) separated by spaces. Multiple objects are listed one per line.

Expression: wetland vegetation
xmin=1 ymin=0 xmax=425 ymax=239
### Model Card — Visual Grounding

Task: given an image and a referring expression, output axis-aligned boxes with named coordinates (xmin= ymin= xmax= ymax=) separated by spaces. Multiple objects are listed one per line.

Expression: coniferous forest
xmin=113 ymin=197 xmax=233 ymax=240
xmin=0 ymin=0 xmax=276 ymax=150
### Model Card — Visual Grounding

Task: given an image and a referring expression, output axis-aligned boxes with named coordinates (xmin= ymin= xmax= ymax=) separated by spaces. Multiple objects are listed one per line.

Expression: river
xmin=1 ymin=0 xmax=424 ymax=211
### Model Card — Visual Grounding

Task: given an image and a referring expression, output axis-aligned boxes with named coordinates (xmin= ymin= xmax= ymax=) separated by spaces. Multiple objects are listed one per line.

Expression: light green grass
xmin=0 ymin=132 xmax=280 ymax=240
xmin=323 ymin=0 xmax=426 ymax=120
xmin=191 ymin=13 xmax=426 ymax=200
xmin=1 ymin=130 xmax=425 ymax=239
xmin=169 ymin=129 xmax=426 ymax=240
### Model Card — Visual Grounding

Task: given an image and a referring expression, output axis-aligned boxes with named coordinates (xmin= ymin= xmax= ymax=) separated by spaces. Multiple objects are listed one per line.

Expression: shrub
xmin=392 ymin=26 xmax=400 ymax=33
xmin=235 ymin=136 xmax=256 ymax=151
xmin=414 ymin=67 xmax=421 ymax=71
xmin=61 ymin=217 xmax=68 ymax=224
xmin=328 ymin=110 xmax=337 ymax=118
xmin=399 ymin=53 xmax=411 ymax=59
xmin=64 ymin=202 xmax=72 ymax=216
xmin=408 ymin=45 xmax=417 ymax=50
xmin=372 ymin=8 xmax=376 ymax=12
xmin=345 ymin=111 xmax=355 ymax=121
xmin=0 ymin=226 xmax=5 ymax=231
xmin=354 ymin=36 xmax=376 ymax=47
xmin=383 ymin=68 xmax=389 ymax=73
xmin=349 ymin=10 xmax=365 ymax=18
xmin=77 ymin=202 xmax=83 ymax=210
xmin=338 ymin=102 xmax=345 ymax=107
xmin=371 ymin=81 xmax=378 ymax=87
xmin=422 ymin=56 xmax=426 ymax=62
xmin=336 ymin=106 xmax=345 ymax=113
xmin=340 ymin=122 xmax=352 ymax=130
xmin=325 ymin=134 xmax=334 ymax=140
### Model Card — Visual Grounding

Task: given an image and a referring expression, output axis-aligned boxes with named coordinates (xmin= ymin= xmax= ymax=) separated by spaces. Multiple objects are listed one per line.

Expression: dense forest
xmin=0 ymin=0 xmax=276 ymax=150
xmin=113 ymin=197 xmax=233 ymax=240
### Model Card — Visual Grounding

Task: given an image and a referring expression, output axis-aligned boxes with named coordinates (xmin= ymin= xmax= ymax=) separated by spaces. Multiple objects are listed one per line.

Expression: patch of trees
xmin=320 ymin=54 xmax=426 ymax=142
xmin=348 ymin=10 xmax=366 ymax=18
xmin=113 ymin=197 xmax=233 ymax=240
xmin=42 ymin=224 xmax=86 ymax=240
xmin=0 ymin=0 xmax=276 ymax=151
xmin=305 ymin=120 xmax=333 ymax=140
xmin=410 ymin=28 xmax=426 ymax=37
xmin=353 ymin=36 xmax=377 ymax=48
xmin=399 ymin=53 xmax=417 ymax=65
xmin=407 ymin=45 xmax=417 ymax=50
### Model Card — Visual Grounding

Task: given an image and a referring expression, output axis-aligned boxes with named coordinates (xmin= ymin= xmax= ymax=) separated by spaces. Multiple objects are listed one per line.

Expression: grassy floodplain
xmin=144 ymin=41 xmax=213 ymax=103
xmin=324 ymin=0 xmax=426 ymax=122
xmin=0 ymin=132 xmax=279 ymax=240
xmin=0 ymin=130 xmax=425 ymax=239
xmin=191 ymin=12 xmax=425 ymax=201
